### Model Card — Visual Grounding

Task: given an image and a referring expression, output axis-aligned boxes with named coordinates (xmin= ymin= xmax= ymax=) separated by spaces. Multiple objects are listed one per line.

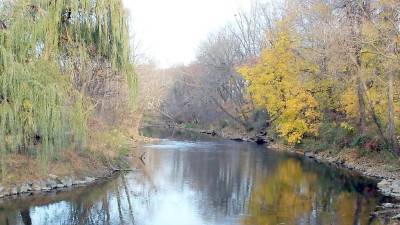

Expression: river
xmin=0 ymin=128 xmax=391 ymax=225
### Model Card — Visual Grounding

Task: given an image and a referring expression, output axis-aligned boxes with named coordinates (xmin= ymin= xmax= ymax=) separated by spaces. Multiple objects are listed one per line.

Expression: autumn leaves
xmin=238 ymin=1 xmax=400 ymax=151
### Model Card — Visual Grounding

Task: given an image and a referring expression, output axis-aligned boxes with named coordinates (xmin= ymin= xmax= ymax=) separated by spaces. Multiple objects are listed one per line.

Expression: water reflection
xmin=0 ymin=139 xmax=390 ymax=225
xmin=242 ymin=159 xmax=380 ymax=225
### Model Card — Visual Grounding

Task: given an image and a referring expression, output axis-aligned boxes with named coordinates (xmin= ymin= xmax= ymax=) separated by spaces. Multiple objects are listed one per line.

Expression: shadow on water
xmin=0 ymin=127 xmax=392 ymax=225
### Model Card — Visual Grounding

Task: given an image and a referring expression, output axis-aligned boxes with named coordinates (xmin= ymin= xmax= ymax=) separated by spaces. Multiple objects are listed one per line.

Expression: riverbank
xmin=175 ymin=125 xmax=400 ymax=200
xmin=266 ymin=141 xmax=400 ymax=221
xmin=0 ymin=139 xmax=146 ymax=199
xmin=167 ymin=125 xmax=268 ymax=144
xmin=0 ymin=106 xmax=163 ymax=199
xmin=176 ymin=125 xmax=400 ymax=220
xmin=4 ymin=124 xmax=400 ymax=222
xmin=267 ymin=142 xmax=400 ymax=198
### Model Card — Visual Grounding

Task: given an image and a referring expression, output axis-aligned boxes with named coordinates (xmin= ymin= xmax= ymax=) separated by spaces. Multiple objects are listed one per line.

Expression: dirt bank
xmin=0 ymin=135 xmax=157 ymax=200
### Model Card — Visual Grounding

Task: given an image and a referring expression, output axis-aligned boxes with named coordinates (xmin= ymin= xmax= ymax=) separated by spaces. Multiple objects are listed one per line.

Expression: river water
xmin=0 ymin=129 xmax=391 ymax=225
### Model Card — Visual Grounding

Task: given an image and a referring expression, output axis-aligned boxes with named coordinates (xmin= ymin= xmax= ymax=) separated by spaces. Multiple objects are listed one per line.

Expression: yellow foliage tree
xmin=238 ymin=25 xmax=320 ymax=144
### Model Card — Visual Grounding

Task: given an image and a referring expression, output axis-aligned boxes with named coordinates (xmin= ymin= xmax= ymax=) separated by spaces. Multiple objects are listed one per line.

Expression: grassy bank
xmin=0 ymin=113 xmax=144 ymax=188
xmin=0 ymin=0 xmax=139 ymax=189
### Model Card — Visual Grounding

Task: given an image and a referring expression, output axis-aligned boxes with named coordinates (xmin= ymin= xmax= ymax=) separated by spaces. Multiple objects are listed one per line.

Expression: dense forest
xmin=142 ymin=0 xmax=400 ymax=158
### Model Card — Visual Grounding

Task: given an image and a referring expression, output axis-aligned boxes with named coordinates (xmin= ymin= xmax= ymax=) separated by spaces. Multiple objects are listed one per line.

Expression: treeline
xmin=140 ymin=2 xmax=273 ymax=135
xmin=238 ymin=0 xmax=400 ymax=155
xmin=145 ymin=0 xmax=400 ymax=155
xmin=0 ymin=0 xmax=137 ymax=178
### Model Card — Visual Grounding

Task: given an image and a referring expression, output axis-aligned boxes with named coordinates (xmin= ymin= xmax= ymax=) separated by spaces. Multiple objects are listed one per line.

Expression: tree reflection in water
xmin=0 ymin=138 xmax=394 ymax=225
xmin=242 ymin=159 xmax=384 ymax=225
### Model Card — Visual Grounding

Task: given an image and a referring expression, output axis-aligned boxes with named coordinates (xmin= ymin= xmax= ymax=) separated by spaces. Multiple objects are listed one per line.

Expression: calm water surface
xmin=0 ymin=129 xmax=390 ymax=225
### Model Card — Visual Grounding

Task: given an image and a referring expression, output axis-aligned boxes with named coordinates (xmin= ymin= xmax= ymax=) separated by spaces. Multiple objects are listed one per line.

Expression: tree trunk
xmin=388 ymin=71 xmax=399 ymax=155
xmin=357 ymin=75 xmax=367 ymax=134
xmin=350 ymin=0 xmax=369 ymax=135
xmin=355 ymin=35 xmax=366 ymax=134
xmin=362 ymin=82 xmax=387 ymax=144
xmin=211 ymin=97 xmax=247 ymax=127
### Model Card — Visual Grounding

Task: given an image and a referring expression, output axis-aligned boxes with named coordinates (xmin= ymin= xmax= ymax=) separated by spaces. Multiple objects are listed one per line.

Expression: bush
xmin=219 ymin=120 xmax=229 ymax=129
xmin=351 ymin=134 xmax=386 ymax=152
xmin=184 ymin=122 xmax=198 ymax=129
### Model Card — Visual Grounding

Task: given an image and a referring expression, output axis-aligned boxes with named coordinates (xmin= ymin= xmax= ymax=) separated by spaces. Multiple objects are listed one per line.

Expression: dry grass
xmin=0 ymin=109 xmax=147 ymax=186
xmin=2 ymin=150 xmax=106 ymax=186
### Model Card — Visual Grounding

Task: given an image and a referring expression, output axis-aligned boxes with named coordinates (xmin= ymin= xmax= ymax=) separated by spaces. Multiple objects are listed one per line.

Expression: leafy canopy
xmin=239 ymin=24 xmax=320 ymax=144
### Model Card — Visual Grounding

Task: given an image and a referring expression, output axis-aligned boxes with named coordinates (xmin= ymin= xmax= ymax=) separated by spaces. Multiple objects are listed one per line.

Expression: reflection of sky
xmin=31 ymin=201 xmax=70 ymax=225
xmin=128 ymin=156 xmax=207 ymax=225
xmin=0 ymin=139 xmax=384 ymax=225
xmin=142 ymin=190 xmax=203 ymax=225
xmin=131 ymin=143 xmax=234 ymax=225
xmin=144 ymin=140 xmax=218 ymax=150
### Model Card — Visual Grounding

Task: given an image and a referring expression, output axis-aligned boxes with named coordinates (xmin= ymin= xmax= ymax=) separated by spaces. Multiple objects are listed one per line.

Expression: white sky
xmin=123 ymin=0 xmax=253 ymax=68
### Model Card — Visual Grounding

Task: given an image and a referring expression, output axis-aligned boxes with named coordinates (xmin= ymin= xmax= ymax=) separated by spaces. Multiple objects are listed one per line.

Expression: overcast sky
xmin=123 ymin=0 xmax=253 ymax=68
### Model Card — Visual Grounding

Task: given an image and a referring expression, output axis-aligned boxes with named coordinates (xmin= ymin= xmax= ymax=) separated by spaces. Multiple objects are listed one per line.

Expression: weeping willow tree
xmin=0 ymin=0 xmax=137 ymax=177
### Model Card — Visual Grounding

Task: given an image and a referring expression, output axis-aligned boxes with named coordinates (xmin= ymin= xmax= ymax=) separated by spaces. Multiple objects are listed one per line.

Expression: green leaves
xmin=0 ymin=0 xmax=136 ymax=176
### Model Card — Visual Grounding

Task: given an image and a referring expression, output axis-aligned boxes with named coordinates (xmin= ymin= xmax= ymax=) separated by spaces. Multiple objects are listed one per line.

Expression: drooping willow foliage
xmin=0 ymin=0 xmax=137 ymax=175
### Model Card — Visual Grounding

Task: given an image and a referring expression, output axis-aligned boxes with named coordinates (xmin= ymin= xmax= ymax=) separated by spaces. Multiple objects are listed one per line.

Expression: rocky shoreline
xmin=267 ymin=143 xmax=400 ymax=221
xmin=164 ymin=126 xmax=400 ymax=221
xmin=190 ymin=126 xmax=400 ymax=207
xmin=268 ymin=144 xmax=400 ymax=198
xmin=0 ymin=135 xmax=154 ymax=201
xmin=0 ymin=170 xmax=123 ymax=200
xmin=4 ymin=126 xmax=399 ymax=222
xmin=192 ymin=126 xmax=400 ymax=201
xmin=181 ymin=127 xmax=269 ymax=144
xmin=180 ymin=126 xmax=400 ymax=201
